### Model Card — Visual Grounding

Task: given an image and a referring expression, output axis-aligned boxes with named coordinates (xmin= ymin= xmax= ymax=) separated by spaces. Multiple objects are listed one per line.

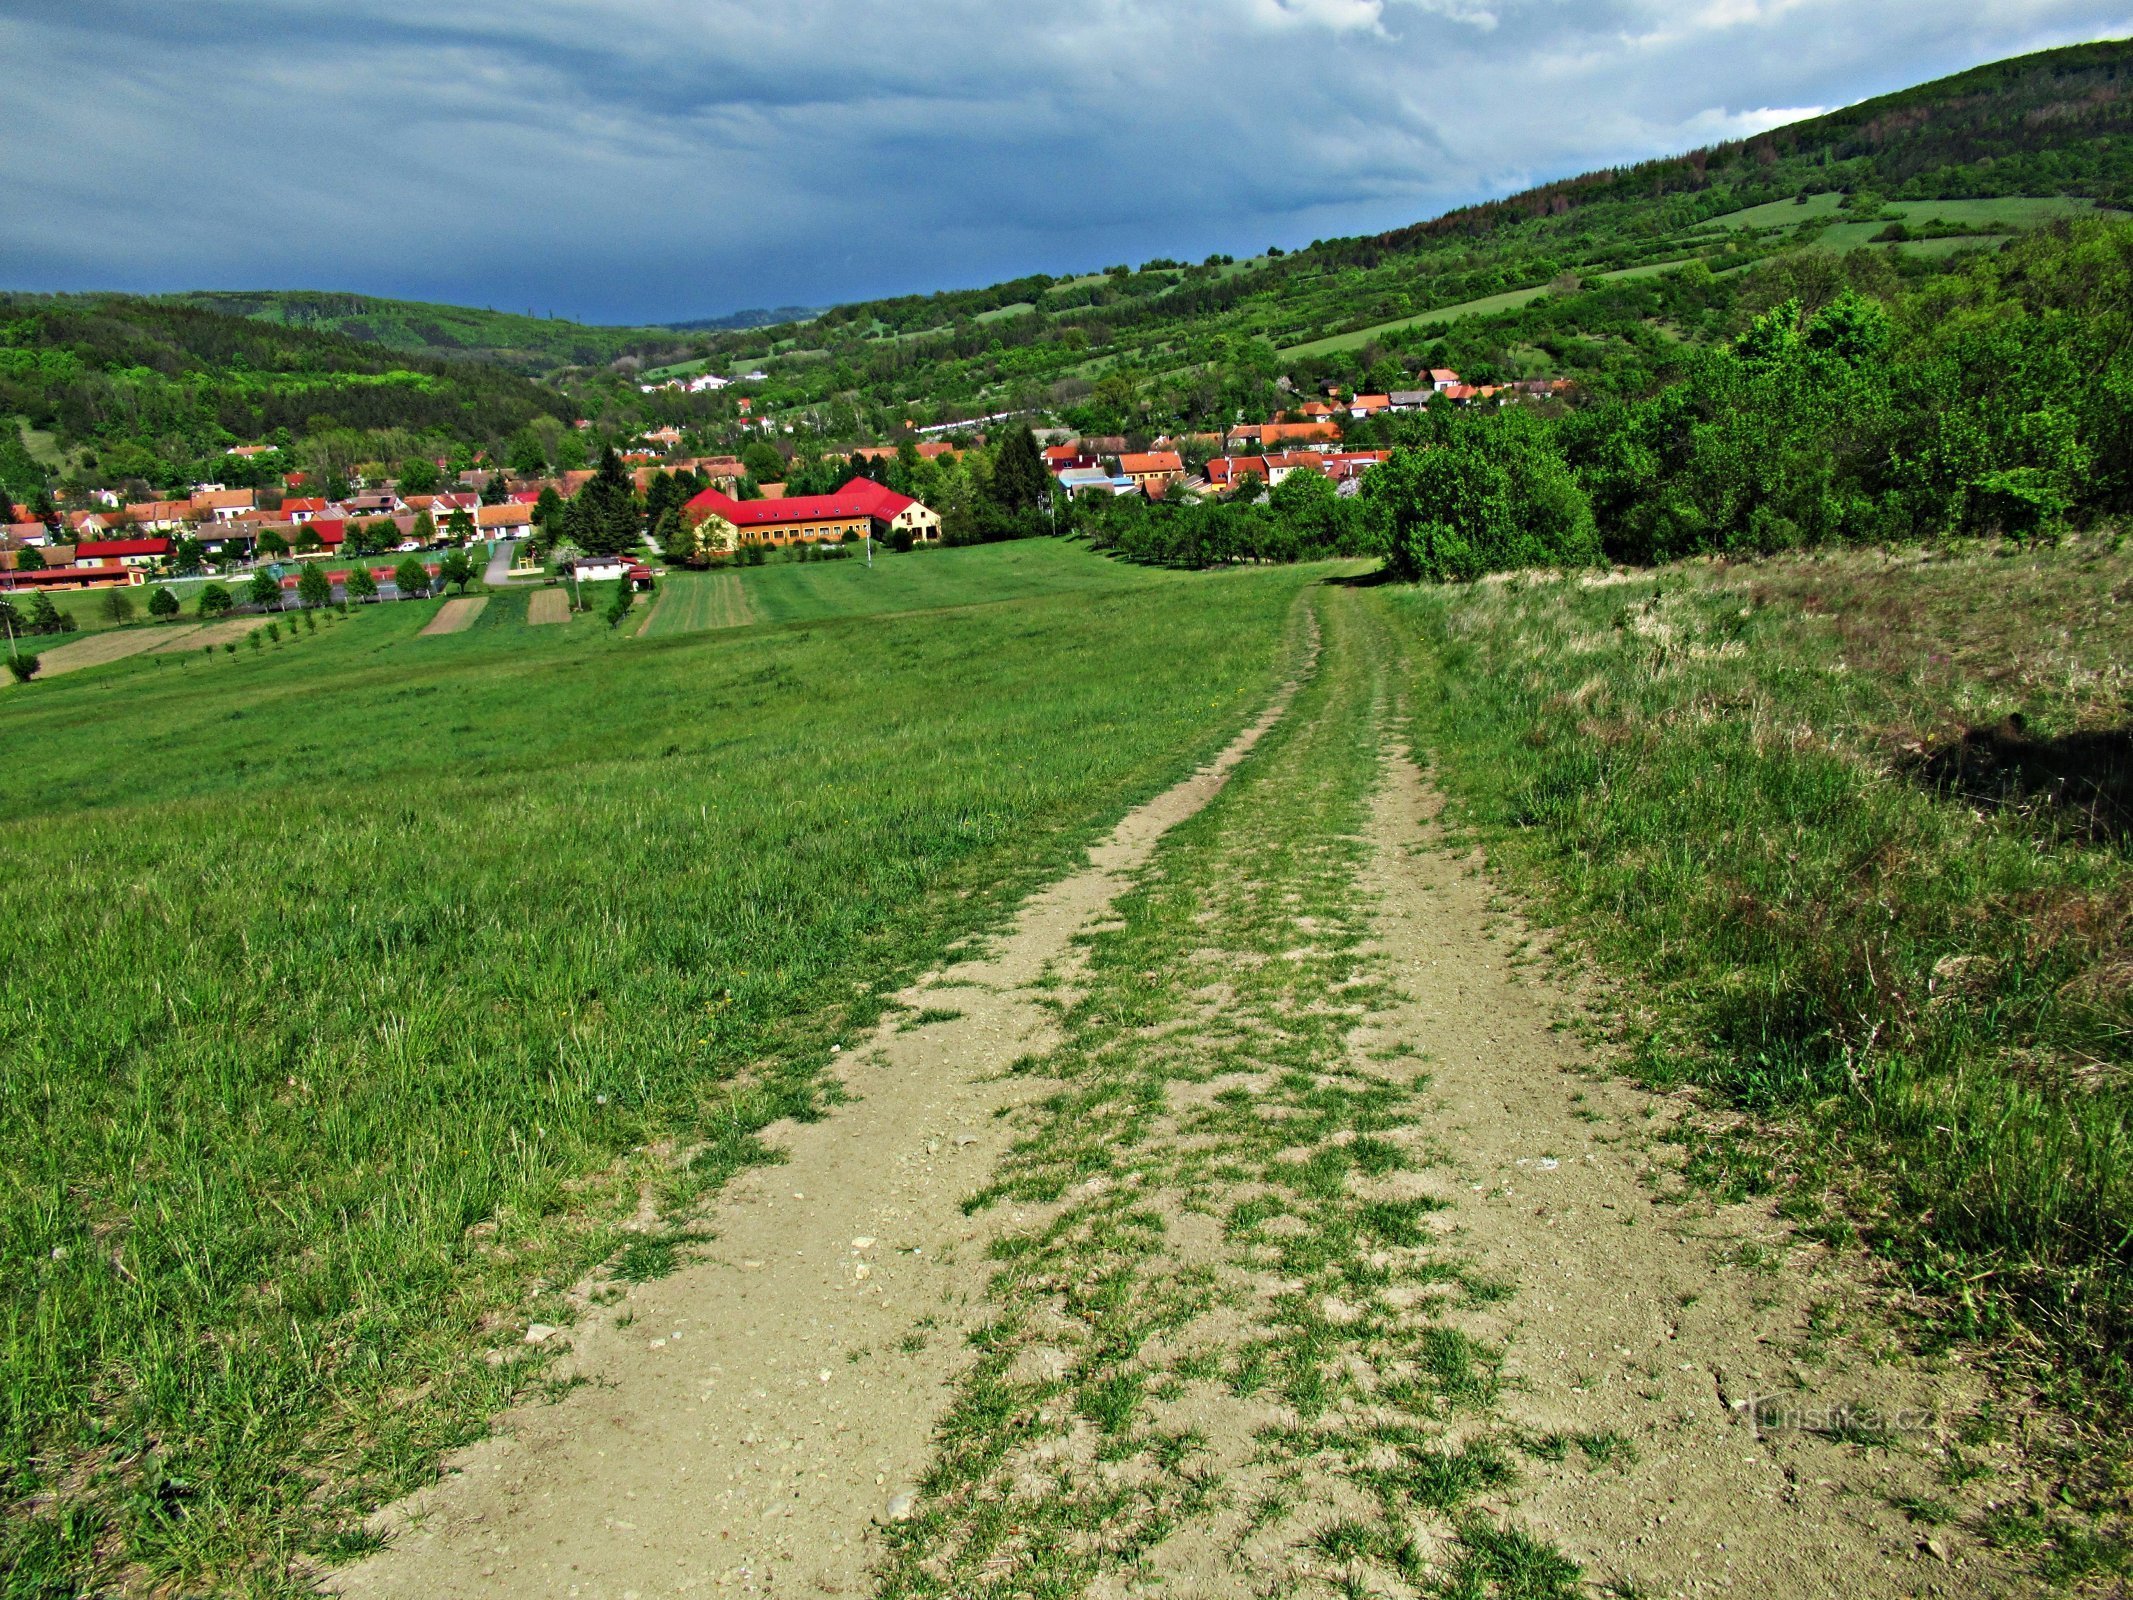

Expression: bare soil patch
xmin=525 ymin=589 xmax=570 ymax=626
xmin=421 ymin=598 xmax=488 ymax=636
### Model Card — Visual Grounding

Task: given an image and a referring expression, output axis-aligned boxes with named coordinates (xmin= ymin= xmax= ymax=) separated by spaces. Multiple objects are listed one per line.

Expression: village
xmin=0 ymin=362 xmax=1567 ymax=602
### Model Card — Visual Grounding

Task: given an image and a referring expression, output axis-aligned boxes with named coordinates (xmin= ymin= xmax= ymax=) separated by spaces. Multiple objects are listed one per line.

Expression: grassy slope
xmin=1386 ymin=543 xmax=2133 ymax=1555
xmin=0 ymin=559 xmax=1318 ymax=1594
xmin=675 ymin=539 xmax=1164 ymax=633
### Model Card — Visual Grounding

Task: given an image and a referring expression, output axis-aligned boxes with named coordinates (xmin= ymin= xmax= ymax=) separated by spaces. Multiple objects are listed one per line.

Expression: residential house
xmin=1347 ymin=395 xmax=1391 ymax=421
xmin=476 ymin=502 xmax=536 ymax=538
xmin=1388 ymin=390 xmax=1432 ymax=412
xmin=120 ymin=500 xmax=196 ymax=533
xmin=642 ymin=426 xmax=684 ymax=449
xmin=279 ymin=497 xmax=329 ymax=523
xmin=190 ymin=488 xmax=256 ymax=523
xmin=1203 ymin=457 xmax=1268 ymax=494
xmin=1225 ymin=421 xmax=1342 ymax=453
xmin=1057 ymin=467 xmax=1137 ymax=498
xmin=1118 ymin=451 xmax=1185 ymax=498
xmin=562 ymin=553 xmax=632 ymax=582
xmin=1428 ymin=368 xmax=1462 ymax=393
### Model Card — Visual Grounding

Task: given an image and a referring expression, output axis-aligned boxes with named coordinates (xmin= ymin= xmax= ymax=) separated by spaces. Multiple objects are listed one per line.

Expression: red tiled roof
xmin=76 ymin=537 xmax=171 ymax=559
xmin=685 ymin=476 xmax=917 ymax=530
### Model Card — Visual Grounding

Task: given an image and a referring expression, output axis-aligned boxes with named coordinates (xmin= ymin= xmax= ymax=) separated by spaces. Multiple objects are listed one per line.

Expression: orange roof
xmin=476 ymin=502 xmax=534 ymax=528
xmin=191 ymin=488 xmax=256 ymax=511
xmin=1254 ymin=422 xmax=1342 ymax=446
xmin=1119 ymin=452 xmax=1184 ymax=475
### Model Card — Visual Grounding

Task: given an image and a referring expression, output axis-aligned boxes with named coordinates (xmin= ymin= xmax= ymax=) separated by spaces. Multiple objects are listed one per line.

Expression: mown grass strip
xmin=879 ymin=589 xmax=1579 ymax=1600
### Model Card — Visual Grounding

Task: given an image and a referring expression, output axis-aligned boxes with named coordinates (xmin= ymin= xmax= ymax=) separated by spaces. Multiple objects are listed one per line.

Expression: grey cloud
xmin=0 ymin=1 xmax=2126 ymax=321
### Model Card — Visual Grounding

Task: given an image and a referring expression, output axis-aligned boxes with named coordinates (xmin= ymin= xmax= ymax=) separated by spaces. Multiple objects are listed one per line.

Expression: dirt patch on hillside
xmin=421 ymin=598 xmax=488 ymax=635
xmin=325 ymin=658 xmax=1309 ymax=1600
xmin=525 ymin=589 xmax=570 ymax=626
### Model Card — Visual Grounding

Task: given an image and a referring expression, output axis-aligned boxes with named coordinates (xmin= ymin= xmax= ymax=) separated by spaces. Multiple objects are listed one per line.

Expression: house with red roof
xmin=1226 ymin=421 xmax=1343 ymax=453
xmin=684 ymin=478 xmax=940 ymax=549
xmin=75 ymin=536 xmax=172 ymax=568
xmin=1 ymin=560 xmax=138 ymax=592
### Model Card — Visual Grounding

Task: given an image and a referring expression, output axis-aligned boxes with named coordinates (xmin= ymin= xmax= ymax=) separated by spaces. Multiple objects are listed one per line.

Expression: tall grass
xmin=1380 ymin=542 xmax=2133 ymax=1404
xmin=0 ymin=564 xmax=1314 ymax=1594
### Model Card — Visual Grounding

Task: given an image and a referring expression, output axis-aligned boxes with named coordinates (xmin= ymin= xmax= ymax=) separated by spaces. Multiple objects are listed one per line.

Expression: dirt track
xmin=326 ymin=589 xmax=2027 ymax=1599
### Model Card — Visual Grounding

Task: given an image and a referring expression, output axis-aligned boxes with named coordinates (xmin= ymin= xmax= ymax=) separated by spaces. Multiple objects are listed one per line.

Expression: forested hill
xmin=0 ymin=294 xmax=573 ymax=495
xmin=660 ymin=37 xmax=2133 ymax=435
xmin=1368 ymin=36 xmax=2133 ymax=254
xmin=160 ymin=291 xmax=696 ymax=373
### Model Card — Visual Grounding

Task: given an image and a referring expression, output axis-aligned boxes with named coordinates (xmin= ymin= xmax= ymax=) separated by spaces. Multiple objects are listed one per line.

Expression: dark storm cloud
xmin=1 ymin=1 xmax=2127 ymax=322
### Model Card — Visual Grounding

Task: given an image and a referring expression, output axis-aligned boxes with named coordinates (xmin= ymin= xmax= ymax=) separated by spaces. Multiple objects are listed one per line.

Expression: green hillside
xmin=0 ymin=295 xmax=578 ymax=503
xmin=163 ymin=290 xmax=690 ymax=373
xmin=639 ymin=38 xmax=2132 ymax=437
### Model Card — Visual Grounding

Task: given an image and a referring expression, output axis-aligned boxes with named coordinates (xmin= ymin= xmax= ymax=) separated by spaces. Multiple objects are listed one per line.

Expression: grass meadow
xmin=1387 ymin=542 xmax=2133 ymax=1509
xmin=646 ymin=538 xmax=1156 ymax=637
xmin=0 ymin=549 xmax=1319 ymax=1595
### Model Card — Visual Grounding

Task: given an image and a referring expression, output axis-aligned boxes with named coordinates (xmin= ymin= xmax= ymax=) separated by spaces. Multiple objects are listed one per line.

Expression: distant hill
xmin=0 ymin=293 xmax=576 ymax=498
xmin=660 ymin=36 xmax=2132 ymax=429
xmin=663 ymin=306 xmax=823 ymax=333
xmin=161 ymin=291 xmax=701 ymax=374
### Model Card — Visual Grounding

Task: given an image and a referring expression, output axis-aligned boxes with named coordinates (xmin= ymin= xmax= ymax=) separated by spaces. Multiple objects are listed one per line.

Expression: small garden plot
xmin=526 ymin=588 xmax=571 ymax=625
xmin=152 ymin=617 xmax=261 ymax=654
xmin=420 ymin=597 xmax=488 ymax=635
xmin=3 ymin=623 xmax=199 ymax=683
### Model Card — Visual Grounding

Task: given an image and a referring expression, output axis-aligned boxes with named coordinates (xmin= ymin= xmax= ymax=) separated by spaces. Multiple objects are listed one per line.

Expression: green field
xmin=647 ymin=539 xmax=1164 ymax=637
xmin=1280 ymin=285 xmax=1553 ymax=357
xmin=0 ymin=547 xmax=1318 ymax=1595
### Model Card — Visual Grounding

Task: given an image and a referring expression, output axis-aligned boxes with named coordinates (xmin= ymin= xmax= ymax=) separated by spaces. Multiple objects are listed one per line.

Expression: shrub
xmin=5 ymin=653 xmax=38 ymax=684
xmin=1367 ymin=411 xmax=1600 ymax=582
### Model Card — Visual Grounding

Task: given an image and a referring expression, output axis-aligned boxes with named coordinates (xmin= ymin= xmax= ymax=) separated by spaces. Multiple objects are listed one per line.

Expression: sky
xmin=2 ymin=1 xmax=2128 ymax=326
